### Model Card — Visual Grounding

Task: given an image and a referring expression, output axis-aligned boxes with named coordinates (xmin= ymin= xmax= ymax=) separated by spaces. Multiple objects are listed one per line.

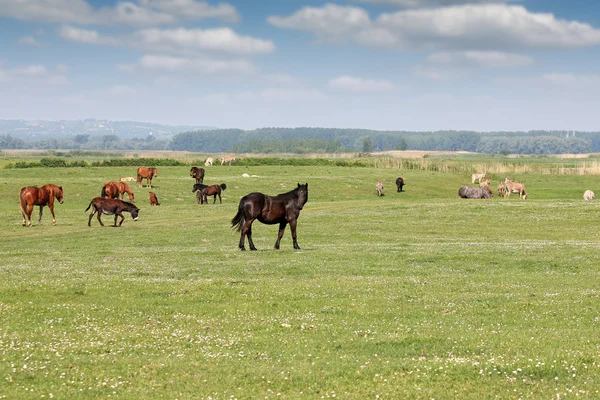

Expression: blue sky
xmin=1 ymin=0 xmax=600 ymax=131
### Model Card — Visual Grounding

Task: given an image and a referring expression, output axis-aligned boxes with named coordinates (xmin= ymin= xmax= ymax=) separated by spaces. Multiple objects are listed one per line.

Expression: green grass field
xmin=1 ymin=162 xmax=600 ymax=398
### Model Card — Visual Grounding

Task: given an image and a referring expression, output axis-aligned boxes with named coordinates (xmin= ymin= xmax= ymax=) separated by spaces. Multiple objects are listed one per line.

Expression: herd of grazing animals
xmin=17 ymin=160 xmax=598 ymax=249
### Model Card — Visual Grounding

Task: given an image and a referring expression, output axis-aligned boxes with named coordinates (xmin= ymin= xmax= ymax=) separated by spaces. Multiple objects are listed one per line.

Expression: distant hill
xmin=0 ymin=119 xmax=215 ymax=141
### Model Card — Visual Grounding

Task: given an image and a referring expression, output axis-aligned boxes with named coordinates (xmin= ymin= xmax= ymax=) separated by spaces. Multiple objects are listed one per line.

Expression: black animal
xmin=396 ymin=177 xmax=405 ymax=192
xmin=458 ymin=186 xmax=492 ymax=199
xmin=85 ymin=197 xmax=140 ymax=227
xmin=190 ymin=167 xmax=205 ymax=184
xmin=231 ymin=183 xmax=308 ymax=251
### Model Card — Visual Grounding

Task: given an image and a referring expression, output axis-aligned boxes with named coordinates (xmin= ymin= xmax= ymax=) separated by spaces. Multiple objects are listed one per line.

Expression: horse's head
xmin=55 ymin=186 xmax=64 ymax=204
xmin=130 ymin=207 xmax=140 ymax=221
xmin=296 ymin=183 xmax=308 ymax=209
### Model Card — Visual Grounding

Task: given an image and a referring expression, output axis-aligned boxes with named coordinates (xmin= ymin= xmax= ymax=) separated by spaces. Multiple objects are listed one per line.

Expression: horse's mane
xmin=121 ymin=200 xmax=138 ymax=208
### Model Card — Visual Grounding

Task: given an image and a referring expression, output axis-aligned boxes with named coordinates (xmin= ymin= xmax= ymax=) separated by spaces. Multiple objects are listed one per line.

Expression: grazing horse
xmin=137 ymin=167 xmax=157 ymax=188
xmin=497 ymin=181 xmax=506 ymax=197
xmin=396 ymin=177 xmax=405 ymax=192
xmin=231 ymin=183 xmax=308 ymax=251
xmin=376 ymin=182 xmax=384 ymax=197
xmin=220 ymin=156 xmax=236 ymax=166
xmin=193 ymin=183 xmax=227 ymax=204
xmin=459 ymin=186 xmax=493 ymax=199
xmin=504 ymin=177 xmax=527 ymax=199
xmin=205 ymin=157 xmax=213 ymax=167
xmin=584 ymin=190 xmax=595 ymax=201
xmin=479 ymin=176 xmax=491 ymax=187
xmin=20 ymin=184 xmax=64 ymax=226
xmin=86 ymin=197 xmax=139 ymax=227
xmin=149 ymin=192 xmax=160 ymax=206
xmin=102 ymin=181 xmax=135 ymax=202
xmin=190 ymin=166 xmax=205 ymax=184
xmin=471 ymin=173 xmax=486 ymax=184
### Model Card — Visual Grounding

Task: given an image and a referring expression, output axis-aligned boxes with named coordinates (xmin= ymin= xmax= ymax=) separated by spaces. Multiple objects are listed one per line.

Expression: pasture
xmin=1 ymin=161 xmax=600 ymax=398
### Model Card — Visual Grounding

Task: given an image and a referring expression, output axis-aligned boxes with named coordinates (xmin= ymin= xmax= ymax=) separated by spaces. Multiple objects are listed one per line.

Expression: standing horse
xmin=102 ymin=181 xmax=135 ymax=202
xmin=193 ymin=183 xmax=226 ymax=204
xmin=231 ymin=183 xmax=308 ymax=251
xmin=190 ymin=167 xmax=205 ymax=184
xmin=220 ymin=156 xmax=236 ymax=166
xmin=86 ymin=197 xmax=139 ymax=227
xmin=376 ymin=182 xmax=384 ymax=197
xmin=396 ymin=177 xmax=405 ymax=192
xmin=137 ymin=167 xmax=157 ymax=188
xmin=20 ymin=184 xmax=64 ymax=226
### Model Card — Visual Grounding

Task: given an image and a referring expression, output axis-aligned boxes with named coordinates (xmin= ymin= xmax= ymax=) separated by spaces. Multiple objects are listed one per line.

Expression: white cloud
xmin=356 ymin=0 xmax=510 ymax=7
xmin=542 ymin=73 xmax=600 ymax=86
xmin=58 ymin=25 xmax=120 ymax=45
xmin=0 ymin=63 xmax=68 ymax=85
xmin=328 ymin=75 xmax=394 ymax=92
xmin=267 ymin=4 xmax=371 ymax=41
xmin=427 ymin=51 xmax=533 ymax=67
xmin=138 ymin=54 xmax=256 ymax=74
xmin=0 ymin=0 xmax=238 ymax=26
xmin=16 ymin=36 xmax=42 ymax=46
xmin=260 ymin=88 xmax=328 ymax=103
xmin=131 ymin=27 xmax=275 ymax=55
xmin=269 ymin=4 xmax=600 ymax=50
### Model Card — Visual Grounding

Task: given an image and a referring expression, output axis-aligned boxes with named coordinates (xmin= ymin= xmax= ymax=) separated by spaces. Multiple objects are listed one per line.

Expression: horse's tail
xmin=231 ymin=199 xmax=245 ymax=231
xmin=85 ymin=200 xmax=94 ymax=212
xmin=220 ymin=183 xmax=227 ymax=191
xmin=19 ymin=188 xmax=27 ymax=216
xmin=101 ymin=185 xmax=107 ymax=198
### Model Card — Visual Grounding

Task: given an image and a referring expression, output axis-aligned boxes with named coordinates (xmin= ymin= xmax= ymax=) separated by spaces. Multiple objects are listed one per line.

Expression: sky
xmin=1 ymin=0 xmax=600 ymax=131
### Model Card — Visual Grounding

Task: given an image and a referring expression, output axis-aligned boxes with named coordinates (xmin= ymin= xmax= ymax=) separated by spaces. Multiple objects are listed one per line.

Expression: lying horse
xmin=149 ymin=192 xmax=160 ymax=206
xmin=504 ymin=178 xmax=527 ymax=199
xmin=20 ymin=184 xmax=64 ymax=226
xmin=459 ymin=186 xmax=492 ymax=199
xmin=376 ymin=182 xmax=384 ymax=197
xmin=584 ymin=190 xmax=595 ymax=201
xmin=137 ymin=167 xmax=157 ymax=188
xmin=193 ymin=183 xmax=227 ymax=204
xmin=102 ymin=181 xmax=135 ymax=202
xmin=396 ymin=177 xmax=405 ymax=192
xmin=231 ymin=183 xmax=308 ymax=251
xmin=471 ymin=173 xmax=486 ymax=184
xmin=190 ymin=166 xmax=205 ymax=184
xmin=86 ymin=197 xmax=140 ymax=227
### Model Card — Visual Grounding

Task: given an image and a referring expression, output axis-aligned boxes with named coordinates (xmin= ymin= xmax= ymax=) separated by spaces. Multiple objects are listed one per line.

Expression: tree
xmin=396 ymin=138 xmax=407 ymax=150
xmin=361 ymin=136 xmax=373 ymax=152
xmin=74 ymin=134 xmax=89 ymax=144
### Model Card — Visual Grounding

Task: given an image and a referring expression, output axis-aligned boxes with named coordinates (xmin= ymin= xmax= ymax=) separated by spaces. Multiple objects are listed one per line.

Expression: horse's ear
xmin=305 ymin=183 xmax=308 ymax=188
xmin=59 ymin=186 xmax=63 ymax=190
xmin=297 ymin=183 xmax=300 ymax=187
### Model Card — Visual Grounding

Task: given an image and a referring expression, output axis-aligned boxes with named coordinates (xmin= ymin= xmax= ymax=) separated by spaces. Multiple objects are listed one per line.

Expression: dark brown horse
xmin=396 ymin=177 xmax=405 ymax=192
xmin=193 ymin=183 xmax=226 ymax=204
xmin=190 ymin=166 xmax=205 ymax=184
xmin=20 ymin=184 xmax=64 ymax=226
xmin=137 ymin=167 xmax=157 ymax=188
xmin=85 ymin=197 xmax=140 ymax=227
xmin=102 ymin=181 xmax=135 ymax=202
xmin=231 ymin=183 xmax=308 ymax=251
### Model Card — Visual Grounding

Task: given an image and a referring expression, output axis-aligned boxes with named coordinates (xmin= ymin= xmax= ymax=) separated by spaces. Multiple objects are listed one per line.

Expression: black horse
xmin=231 ymin=183 xmax=308 ymax=251
xmin=396 ymin=177 xmax=405 ymax=192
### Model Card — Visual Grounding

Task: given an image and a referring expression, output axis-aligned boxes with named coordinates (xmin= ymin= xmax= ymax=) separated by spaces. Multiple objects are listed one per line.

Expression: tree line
xmin=2 ymin=128 xmax=599 ymax=154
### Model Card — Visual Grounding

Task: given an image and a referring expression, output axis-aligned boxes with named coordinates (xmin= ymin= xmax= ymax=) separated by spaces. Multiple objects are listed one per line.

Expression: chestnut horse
xmin=20 ymin=184 xmax=64 ymax=226
xmin=190 ymin=167 xmax=205 ymax=184
xmin=149 ymin=192 xmax=160 ymax=206
xmin=193 ymin=183 xmax=226 ymax=204
xmin=137 ymin=167 xmax=157 ymax=188
xmin=231 ymin=183 xmax=308 ymax=251
xmin=102 ymin=181 xmax=135 ymax=202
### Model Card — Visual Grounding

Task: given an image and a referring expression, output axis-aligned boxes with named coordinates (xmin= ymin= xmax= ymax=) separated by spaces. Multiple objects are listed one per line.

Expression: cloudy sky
xmin=1 ymin=0 xmax=600 ymax=130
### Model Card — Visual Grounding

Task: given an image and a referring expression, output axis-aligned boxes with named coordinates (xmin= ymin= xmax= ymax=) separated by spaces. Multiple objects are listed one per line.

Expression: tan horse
xmin=376 ymin=182 xmax=384 ymax=197
xmin=137 ymin=167 xmax=158 ymax=188
xmin=479 ymin=176 xmax=491 ymax=187
xmin=220 ymin=156 xmax=236 ymax=166
xmin=497 ymin=181 xmax=505 ymax=197
xmin=20 ymin=184 xmax=64 ymax=226
xmin=472 ymin=173 xmax=486 ymax=184
xmin=504 ymin=177 xmax=527 ymax=199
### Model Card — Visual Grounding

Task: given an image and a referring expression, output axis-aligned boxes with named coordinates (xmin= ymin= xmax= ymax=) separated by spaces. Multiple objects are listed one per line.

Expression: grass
xmin=1 ymin=162 xmax=600 ymax=398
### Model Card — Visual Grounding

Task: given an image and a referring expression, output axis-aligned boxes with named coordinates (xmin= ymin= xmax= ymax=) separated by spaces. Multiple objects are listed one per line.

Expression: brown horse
xmin=137 ymin=167 xmax=157 ymax=188
xmin=20 ymin=184 xmax=64 ymax=226
xmin=149 ymin=192 xmax=160 ymax=206
xmin=190 ymin=167 xmax=205 ymax=184
xmin=86 ymin=197 xmax=139 ymax=227
xmin=102 ymin=181 xmax=135 ymax=202
xmin=231 ymin=183 xmax=308 ymax=251
xmin=193 ymin=183 xmax=226 ymax=204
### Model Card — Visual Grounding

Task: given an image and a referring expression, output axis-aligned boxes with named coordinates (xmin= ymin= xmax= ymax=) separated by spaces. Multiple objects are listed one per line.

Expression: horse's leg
xmin=238 ymin=219 xmax=251 ymax=251
xmin=97 ymin=211 xmax=104 ymax=227
xmin=38 ymin=205 xmax=44 ymax=224
xmin=246 ymin=223 xmax=257 ymax=251
xmin=274 ymin=221 xmax=287 ymax=250
xmin=88 ymin=209 xmax=96 ymax=226
xmin=290 ymin=219 xmax=300 ymax=250
xmin=21 ymin=203 xmax=28 ymax=226
xmin=49 ymin=204 xmax=57 ymax=225
xmin=213 ymin=194 xmax=217 ymax=204
xmin=218 ymin=191 xmax=222 ymax=204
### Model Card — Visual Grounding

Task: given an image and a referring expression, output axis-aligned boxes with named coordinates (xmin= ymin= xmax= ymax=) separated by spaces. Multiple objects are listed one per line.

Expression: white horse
xmin=204 ymin=157 xmax=213 ymax=167
xmin=376 ymin=182 xmax=384 ymax=197
xmin=472 ymin=173 xmax=486 ymax=184
xmin=584 ymin=190 xmax=595 ymax=201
